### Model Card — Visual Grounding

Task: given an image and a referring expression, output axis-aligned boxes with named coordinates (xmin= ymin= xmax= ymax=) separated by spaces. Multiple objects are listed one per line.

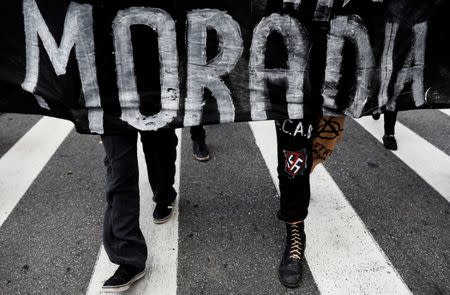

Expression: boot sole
xmin=101 ymin=270 xmax=146 ymax=293
xmin=383 ymin=142 xmax=398 ymax=150
xmin=278 ymin=273 xmax=301 ymax=289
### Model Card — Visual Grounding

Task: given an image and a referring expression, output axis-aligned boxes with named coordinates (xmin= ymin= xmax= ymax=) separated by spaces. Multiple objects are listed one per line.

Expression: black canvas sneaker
xmin=383 ymin=134 xmax=398 ymax=150
xmin=153 ymin=202 xmax=174 ymax=224
xmin=193 ymin=142 xmax=210 ymax=162
xmin=372 ymin=113 xmax=381 ymax=120
xmin=102 ymin=265 xmax=146 ymax=293
xmin=278 ymin=222 xmax=306 ymax=288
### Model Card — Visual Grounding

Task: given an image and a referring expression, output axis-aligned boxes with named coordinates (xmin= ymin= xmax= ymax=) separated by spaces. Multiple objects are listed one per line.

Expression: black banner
xmin=0 ymin=0 xmax=449 ymax=134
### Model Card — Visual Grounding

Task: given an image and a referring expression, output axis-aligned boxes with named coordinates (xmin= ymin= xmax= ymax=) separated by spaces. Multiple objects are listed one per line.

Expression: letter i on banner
xmin=184 ymin=9 xmax=243 ymax=127
xmin=377 ymin=22 xmax=398 ymax=111
xmin=22 ymin=0 xmax=104 ymax=134
xmin=314 ymin=0 xmax=335 ymax=21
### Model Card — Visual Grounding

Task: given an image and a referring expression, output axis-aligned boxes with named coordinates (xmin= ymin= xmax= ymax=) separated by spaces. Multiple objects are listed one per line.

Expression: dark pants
xmin=384 ymin=111 xmax=398 ymax=135
xmin=190 ymin=125 xmax=206 ymax=144
xmin=275 ymin=119 xmax=315 ymax=223
xmin=141 ymin=130 xmax=178 ymax=205
xmin=101 ymin=129 xmax=178 ymax=268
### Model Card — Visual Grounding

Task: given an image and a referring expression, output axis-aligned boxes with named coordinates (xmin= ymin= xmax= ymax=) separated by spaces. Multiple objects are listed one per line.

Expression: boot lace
xmin=289 ymin=224 xmax=303 ymax=260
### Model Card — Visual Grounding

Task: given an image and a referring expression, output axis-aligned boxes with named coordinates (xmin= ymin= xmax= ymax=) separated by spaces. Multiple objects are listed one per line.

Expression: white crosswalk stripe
xmin=249 ymin=121 xmax=413 ymax=295
xmin=85 ymin=130 xmax=182 ymax=295
xmin=355 ymin=117 xmax=450 ymax=202
xmin=440 ymin=109 xmax=450 ymax=116
xmin=0 ymin=116 xmax=73 ymax=227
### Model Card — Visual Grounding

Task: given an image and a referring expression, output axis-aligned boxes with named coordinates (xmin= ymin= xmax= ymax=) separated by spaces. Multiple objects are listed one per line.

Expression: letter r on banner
xmin=184 ymin=9 xmax=243 ymax=127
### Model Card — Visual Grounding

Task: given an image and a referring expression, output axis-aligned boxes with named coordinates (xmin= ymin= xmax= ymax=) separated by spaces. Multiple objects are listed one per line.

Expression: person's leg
xmin=384 ymin=111 xmax=398 ymax=135
xmin=190 ymin=126 xmax=210 ymax=161
xmin=140 ymin=129 xmax=178 ymax=223
xmin=383 ymin=111 xmax=398 ymax=150
xmin=101 ymin=133 xmax=147 ymax=292
xmin=190 ymin=125 xmax=206 ymax=144
xmin=276 ymin=119 xmax=313 ymax=223
xmin=275 ymin=119 xmax=314 ymax=289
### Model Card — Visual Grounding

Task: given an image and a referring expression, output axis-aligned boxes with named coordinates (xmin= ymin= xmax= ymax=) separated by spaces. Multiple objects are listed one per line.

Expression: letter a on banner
xmin=386 ymin=22 xmax=428 ymax=111
xmin=250 ymin=14 xmax=310 ymax=121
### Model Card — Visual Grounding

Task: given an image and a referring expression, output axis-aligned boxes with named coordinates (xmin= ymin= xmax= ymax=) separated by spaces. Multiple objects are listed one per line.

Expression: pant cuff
xmin=277 ymin=210 xmax=307 ymax=223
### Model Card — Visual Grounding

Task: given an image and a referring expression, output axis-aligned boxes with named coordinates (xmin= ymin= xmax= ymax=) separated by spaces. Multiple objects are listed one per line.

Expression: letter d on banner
xmin=321 ymin=15 xmax=375 ymax=117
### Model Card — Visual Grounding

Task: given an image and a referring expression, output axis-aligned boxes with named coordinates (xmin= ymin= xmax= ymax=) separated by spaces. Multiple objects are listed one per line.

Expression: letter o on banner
xmin=113 ymin=7 xmax=180 ymax=131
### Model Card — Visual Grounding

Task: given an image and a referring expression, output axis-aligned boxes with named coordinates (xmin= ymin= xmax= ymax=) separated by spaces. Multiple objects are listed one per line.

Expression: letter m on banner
xmin=21 ymin=0 xmax=103 ymax=133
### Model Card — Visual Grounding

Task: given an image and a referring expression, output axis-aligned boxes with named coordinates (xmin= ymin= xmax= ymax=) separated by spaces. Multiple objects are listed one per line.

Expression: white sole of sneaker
xmin=153 ymin=208 xmax=174 ymax=224
xmin=101 ymin=270 xmax=146 ymax=293
xmin=193 ymin=154 xmax=210 ymax=162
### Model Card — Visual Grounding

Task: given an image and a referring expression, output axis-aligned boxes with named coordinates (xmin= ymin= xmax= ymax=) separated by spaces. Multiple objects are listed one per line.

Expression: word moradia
xmin=21 ymin=0 xmax=427 ymax=134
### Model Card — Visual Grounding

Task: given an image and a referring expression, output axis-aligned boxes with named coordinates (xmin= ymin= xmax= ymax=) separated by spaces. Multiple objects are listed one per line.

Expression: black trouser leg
xmin=190 ymin=125 xmax=206 ymax=144
xmin=275 ymin=119 xmax=314 ymax=223
xmin=140 ymin=129 xmax=178 ymax=206
xmin=101 ymin=133 xmax=147 ymax=269
xmin=384 ymin=111 xmax=398 ymax=135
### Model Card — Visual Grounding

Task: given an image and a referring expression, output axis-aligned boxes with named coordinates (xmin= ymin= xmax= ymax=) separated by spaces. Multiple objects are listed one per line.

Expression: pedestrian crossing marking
xmin=439 ymin=109 xmax=450 ymax=117
xmin=356 ymin=117 xmax=450 ymax=202
xmin=249 ymin=121 xmax=413 ymax=295
xmin=0 ymin=116 xmax=73 ymax=227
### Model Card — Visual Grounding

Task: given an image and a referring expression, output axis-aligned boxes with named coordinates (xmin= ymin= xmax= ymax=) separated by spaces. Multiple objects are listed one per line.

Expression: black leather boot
xmin=278 ymin=222 xmax=306 ymax=288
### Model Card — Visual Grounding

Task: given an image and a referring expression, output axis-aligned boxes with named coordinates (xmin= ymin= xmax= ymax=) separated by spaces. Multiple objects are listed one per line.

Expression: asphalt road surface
xmin=0 ymin=110 xmax=449 ymax=295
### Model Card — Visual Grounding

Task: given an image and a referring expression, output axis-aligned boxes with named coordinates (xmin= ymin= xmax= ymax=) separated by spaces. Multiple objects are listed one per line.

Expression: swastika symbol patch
xmin=283 ymin=149 xmax=308 ymax=178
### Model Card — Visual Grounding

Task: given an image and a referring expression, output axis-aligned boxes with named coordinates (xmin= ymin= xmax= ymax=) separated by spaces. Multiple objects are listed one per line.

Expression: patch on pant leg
xmin=277 ymin=120 xmax=314 ymax=139
xmin=283 ymin=149 xmax=308 ymax=178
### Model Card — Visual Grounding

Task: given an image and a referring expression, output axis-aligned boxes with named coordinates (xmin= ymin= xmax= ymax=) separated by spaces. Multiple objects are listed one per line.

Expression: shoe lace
xmin=289 ymin=224 xmax=303 ymax=261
